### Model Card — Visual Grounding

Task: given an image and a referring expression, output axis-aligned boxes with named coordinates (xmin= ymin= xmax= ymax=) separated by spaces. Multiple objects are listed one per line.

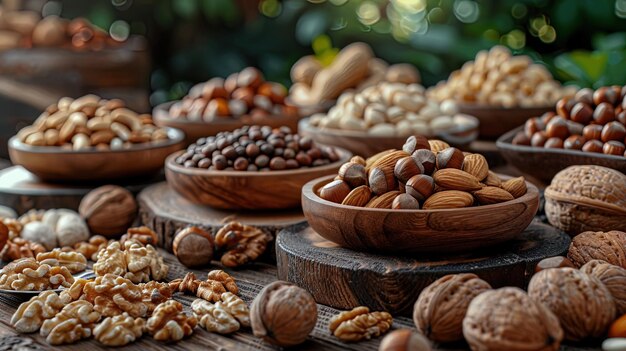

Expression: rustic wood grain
xmin=458 ymin=104 xmax=552 ymax=139
xmin=164 ymin=148 xmax=351 ymax=210
xmin=301 ymin=174 xmax=540 ymax=254
xmin=0 ymin=166 xmax=163 ymax=215
xmin=137 ymin=182 xmax=306 ymax=252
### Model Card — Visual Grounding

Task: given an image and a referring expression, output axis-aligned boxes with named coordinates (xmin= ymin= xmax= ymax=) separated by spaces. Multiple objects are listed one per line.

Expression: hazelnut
xmin=593 ymin=102 xmax=616 ymax=125
xmin=545 ymin=118 xmax=569 ymax=139
xmin=566 ymin=120 xmax=584 ymax=135
xmin=392 ymin=194 xmax=420 ymax=209
xmin=378 ymin=329 xmax=432 ymax=351
xmin=338 ymin=162 xmax=367 ymax=188
xmin=319 ymin=180 xmax=351 ymax=204
xmin=539 ymin=111 xmax=557 ymax=125
xmin=237 ymin=67 xmax=263 ymax=89
xmin=524 ymin=117 xmax=544 ymax=138
xmin=512 ymin=131 xmax=531 ymax=145
xmin=582 ymin=140 xmax=604 ymax=153
xmin=603 ymin=140 xmax=626 ymax=155
xmin=79 ymin=185 xmax=137 ymax=237
xmin=250 ymin=281 xmax=317 ymax=347
xmin=530 ymin=131 xmax=548 ymax=147
xmin=405 ymin=174 xmax=434 ymax=202
xmin=617 ymin=111 xmax=626 ymax=125
xmin=544 ymin=137 xmax=564 ymax=149
xmin=556 ymin=98 xmax=575 ymax=118
xmin=574 ymin=87 xmax=594 ymax=105
xmin=593 ymin=86 xmax=618 ymax=106
xmin=534 ymin=256 xmax=575 ymax=273
xmin=402 ymin=135 xmax=430 ymax=154
xmin=394 ymin=157 xmax=424 ymax=184
xmin=369 ymin=167 xmax=397 ymax=195
xmin=563 ymin=135 xmax=586 ymax=150
xmin=583 ymin=124 xmax=603 ymax=140
xmin=436 ymin=147 xmax=464 ymax=169
xmin=411 ymin=149 xmax=436 ymax=175
xmin=601 ymin=121 xmax=626 ymax=142
xmin=570 ymin=102 xmax=593 ymax=124
xmin=350 ymin=156 xmax=366 ymax=166
xmin=172 ymin=226 xmax=214 ymax=268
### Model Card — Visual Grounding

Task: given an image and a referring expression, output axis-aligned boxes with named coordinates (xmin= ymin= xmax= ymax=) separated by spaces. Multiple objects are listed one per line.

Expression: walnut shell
xmin=528 ymin=267 xmax=616 ymax=341
xmin=544 ymin=165 xmax=626 ymax=235
xmin=79 ymin=185 xmax=137 ymax=237
xmin=567 ymin=230 xmax=626 ymax=268
xmin=580 ymin=260 xmax=626 ymax=315
xmin=413 ymin=273 xmax=491 ymax=343
xmin=250 ymin=281 xmax=317 ymax=347
xmin=463 ymin=287 xmax=563 ymax=351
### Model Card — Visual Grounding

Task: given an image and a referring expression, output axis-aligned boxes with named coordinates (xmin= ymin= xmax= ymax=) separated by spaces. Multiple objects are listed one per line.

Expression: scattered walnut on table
xmin=83 ymin=274 xmax=150 ymax=318
xmin=40 ymin=300 xmax=101 ymax=345
xmin=138 ymin=281 xmax=172 ymax=314
xmin=93 ymin=238 xmax=169 ymax=283
xmin=215 ymin=221 xmax=272 ymax=267
xmin=146 ymin=300 xmax=197 ymax=342
xmin=93 ymin=240 xmax=127 ymax=277
xmin=93 ymin=312 xmax=144 ymax=346
xmin=1 ymin=238 xmax=46 ymax=262
xmin=36 ymin=249 xmax=87 ymax=274
xmin=2 ymin=218 xmax=22 ymax=239
xmin=72 ymin=235 xmax=109 ymax=261
xmin=567 ymin=230 xmax=626 ymax=268
xmin=192 ymin=299 xmax=240 ymax=334
xmin=168 ymin=272 xmax=200 ymax=294
xmin=120 ymin=226 xmax=158 ymax=246
xmin=11 ymin=291 xmax=70 ymax=333
xmin=169 ymin=270 xmax=239 ymax=303
xmin=0 ymin=258 xmax=74 ymax=291
xmin=0 ymin=221 xmax=8 ymax=252
xmin=329 ymin=306 xmax=392 ymax=342
xmin=581 ymin=259 xmax=626 ymax=316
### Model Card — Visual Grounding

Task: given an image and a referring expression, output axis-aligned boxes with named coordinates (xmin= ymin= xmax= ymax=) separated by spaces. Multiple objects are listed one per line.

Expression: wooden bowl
xmin=458 ymin=103 xmax=552 ymax=139
xmin=301 ymin=174 xmax=540 ymax=254
xmin=165 ymin=147 xmax=352 ymax=210
xmin=8 ymin=128 xmax=184 ymax=182
xmin=298 ymin=116 xmax=479 ymax=158
xmin=153 ymin=101 xmax=301 ymax=145
xmin=497 ymin=126 xmax=626 ymax=182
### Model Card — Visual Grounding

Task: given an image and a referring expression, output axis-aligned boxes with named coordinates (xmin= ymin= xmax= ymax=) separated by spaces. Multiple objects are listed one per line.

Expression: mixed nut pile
xmin=16 ymin=95 xmax=170 ymax=150
xmin=174 ymin=125 xmax=341 ymax=171
xmin=513 ymin=85 xmax=626 ymax=157
xmin=168 ymin=67 xmax=299 ymax=122
xmin=319 ymin=135 xmax=527 ymax=209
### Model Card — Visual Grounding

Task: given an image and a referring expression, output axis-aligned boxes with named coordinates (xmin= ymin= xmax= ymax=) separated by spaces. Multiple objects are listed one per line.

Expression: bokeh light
xmin=260 ymin=0 xmax=282 ymax=18
xmin=453 ymin=0 xmax=480 ymax=24
xmin=616 ymin=0 xmax=626 ymax=18
xmin=501 ymin=29 xmax=526 ymax=49
xmin=357 ymin=1 xmax=381 ymax=26
xmin=109 ymin=20 xmax=130 ymax=41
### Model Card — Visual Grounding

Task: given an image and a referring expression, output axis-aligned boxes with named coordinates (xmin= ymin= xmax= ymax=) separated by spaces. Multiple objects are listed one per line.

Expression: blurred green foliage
xmin=57 ymin=0 xmax=626 ymax=105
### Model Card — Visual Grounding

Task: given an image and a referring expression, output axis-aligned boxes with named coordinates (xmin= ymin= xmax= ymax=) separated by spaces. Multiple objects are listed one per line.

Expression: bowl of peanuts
xmin=8 ymin=94 xmax=185 ymax=182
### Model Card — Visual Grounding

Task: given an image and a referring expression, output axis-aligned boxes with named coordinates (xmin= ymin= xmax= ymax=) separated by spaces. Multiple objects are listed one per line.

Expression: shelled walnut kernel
xmin=40 ymin=300 xmax=100 ymax=345
xmin=329 ymin=306 xmax=393 ymax=342
xmin=215 ymin=221 xmax=272 ymax=267
xmin=11 ymin=291 xmax=69 ymax=333
xmin=93 ymin=313 xmax=144 ymax=346
xmin=191 ymin=292 xmax=250 ymax=335
xmin=146 ymin=300 xmax=197 ymax=342
xmin=0 ymin=258 xmax=74 ymax=291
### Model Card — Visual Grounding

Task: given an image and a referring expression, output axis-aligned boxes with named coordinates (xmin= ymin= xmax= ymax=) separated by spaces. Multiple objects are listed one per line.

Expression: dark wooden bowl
xmin=497 ymin=126 xmax=626 ymax=182
xmin=301 ymin=174 xmax=539 ymax=254
xmin=165 ymin=147 xmax=352 ymax=210
xmin=298 ymin=116 xmax=479 ymax=158
xmin=8 ymin=128 xmax=184 ymax=182
xmin=458 ymin=103 xmax=552 ymax=139
xmin=153 ymin=101 xmax=301 ymax=145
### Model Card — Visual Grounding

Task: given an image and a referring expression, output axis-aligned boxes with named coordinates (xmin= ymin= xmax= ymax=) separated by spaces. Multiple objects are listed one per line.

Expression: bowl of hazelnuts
xmin=497 ymin=85 xmax=626 ymax=182
xmin=301 ymin=135 xmax=540 ymax=254
xmin=153 ymin=67 xmax=301 ymax=145
xmin=165 ymin=125 xmax=351 ymax=210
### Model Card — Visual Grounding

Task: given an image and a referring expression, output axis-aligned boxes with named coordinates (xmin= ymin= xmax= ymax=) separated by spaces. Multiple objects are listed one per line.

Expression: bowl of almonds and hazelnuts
xmin=9 ymin=94 xmax=184 ymax=182
xmin=301 ymin=135 xmax=539 ymax=254
xmin=165 ymin=125 xmax=351 ymax=210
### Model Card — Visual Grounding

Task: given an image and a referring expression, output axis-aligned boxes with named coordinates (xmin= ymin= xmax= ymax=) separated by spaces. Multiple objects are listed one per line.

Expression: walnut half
xmin=93 ymin=313 xmax=144 ymax=346
xmin=40 ymin=300 xmax=101 ymax=345
xmin=215 ymin=221 xmax=272 ymax=267
xmin=0 ymin=258 xmax=74 ymax=291
xmin=192 ymin=292 xmax=250 ymax=334
xmin=36 ymin=249 xmax=87 ymax=274
xmin=329 ymin=306 xmax=392 ymax=342
xmin=11 ymin=291 xmax=70 ymax=333
xmin=146 ymin=300 xmax=197 ymax=342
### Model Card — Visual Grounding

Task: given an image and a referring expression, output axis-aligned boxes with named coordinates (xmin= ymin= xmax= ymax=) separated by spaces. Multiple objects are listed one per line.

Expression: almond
xmin=423 ymin=190 xmax=474 ymax=209
xmin=433 ymin=169 xmax=483 ymax=192
xmin=473 ymin=186 xmax=514 ymax=205
xmin=341 ymin=185 xmax=372 ymax=207
xmin=366 ymin=190 xmax=401 ymax=209
xmin=366 ymin=150 xmax=410 ymax=173
xmin=502 ymin=176 xmax=527 ymax=198
xmin=462 ymin=153 xmax=489 ymax=180
xmin=484 ymin=171 xmax=502 ymax=187
xmin=365 ymin=149 xmax=395 ymax=170
xmin=428 ymin=139 xmax=450 ymax=153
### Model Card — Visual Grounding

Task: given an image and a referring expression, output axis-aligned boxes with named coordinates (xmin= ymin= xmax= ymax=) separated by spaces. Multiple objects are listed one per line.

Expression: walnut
xmin=413 ymin=273 xmax=491 ymax=343
xmin=1 ymin=237 xmax=46 ymax=262
xmin=329 ymin=306 xmax=392 ymax=342
xmin=379 ymin=329 xmax=432 ymax=351
xmin=146 ymin=300 xmax=197 ymax=342
xmin=121 ymin=226 xmax=158 ymax=246
xmin=580 ymin=260 xmax=626 ymax=315
xmin=79 ymin=185 xmax=138 ymax=237
xmin=169 ymin=270 xmax=239 ymax=303
xmin=20 ymin=222 xmax=57 ymax=250
xmin=60 ymin=278 xmax=90 ymax=302
xmin=250 ymin=281 xmax=317 ymax=347
xmin=3 ymin=218 xmax=22 ymax=239
xmin=528 ymin=267 xmax=615 ymax=341
xmin=567 ymin=230 xmax=626 ymax=268
xmin=93 ymin=313 xmax=144 ymax=346
xmin=220 ymin=292 xmax=250 ymax=327
xmin=215 ymin=221 xmax=272 ymax=267
xmin=36 ymin=249 xmax=87 ymax=274
xmin=138 ymin=281 xmax=172 ymax=314
xmin=83 ymin=274 xmax=150 ymax=318
xmin=0 ymin=221 xmax=8 ymax=253
xmin=0 ymin=258 xmax=74 ymax=291
xmin=73 ymin=235 xmax=109 ymax=261
xmin=93 ymin=241 xmax=126 ymax=276
xmin=544 ymin=165 xmax=626 ymax=235
xmin=192 ymin=299 xmax=240 ymax=334
xmin=40 ymin=300 xmax=101 ymax=345
xmin=93 ymin=239 xmax=169 ymax=283
xmin=463 ymin=287 xmax=563 ymax=351
xmin=11 ymin=291 xmax=69 ymax=333
xmin=169 ymin=272 xmax=200 ymax=294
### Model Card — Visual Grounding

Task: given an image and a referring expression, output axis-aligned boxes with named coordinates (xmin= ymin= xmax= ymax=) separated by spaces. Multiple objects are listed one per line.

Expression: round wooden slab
xmin=276 ymin=221 xmax=570 ymax=316
xmin=0 ymin=166 xmax=162 ymax=214
xmin=137 ymin=182 xmax=306 ymax=252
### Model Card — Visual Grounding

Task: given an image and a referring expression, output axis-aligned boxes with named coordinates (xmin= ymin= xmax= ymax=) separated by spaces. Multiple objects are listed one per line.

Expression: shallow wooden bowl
xmin=301 ymin=174 xmax=539 ymax=254
xmin=497 ymin=126 xmax=626 ymax=182
xmin=8 ymin=128 xmax=184 ymax=182
xmin=298 ymin=116 xmax=479 ymax=158
xmin=154 ymin=101 xmax=301 ymax=145
xmin=165 ymin=147 xmax=352 ymax=210
xmin=458 ymin=103 xmax=552 ymax=139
